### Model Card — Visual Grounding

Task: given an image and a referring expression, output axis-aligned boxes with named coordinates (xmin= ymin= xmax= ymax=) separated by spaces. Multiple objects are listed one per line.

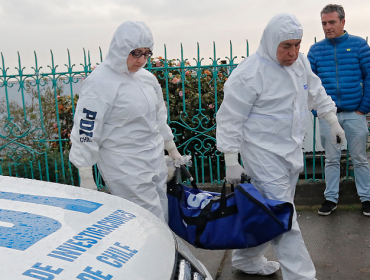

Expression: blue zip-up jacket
xmin=308 ymin=31 xmax=370 ymax=114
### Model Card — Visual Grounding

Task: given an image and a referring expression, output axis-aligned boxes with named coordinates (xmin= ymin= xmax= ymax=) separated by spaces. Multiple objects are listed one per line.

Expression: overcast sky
xmin=0 ymin=0 xmax=369 ymax=74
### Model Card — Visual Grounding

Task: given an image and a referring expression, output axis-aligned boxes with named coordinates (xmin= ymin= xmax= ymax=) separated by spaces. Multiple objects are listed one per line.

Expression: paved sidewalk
xmin=188 ymin=209 xmax=370 ymax=280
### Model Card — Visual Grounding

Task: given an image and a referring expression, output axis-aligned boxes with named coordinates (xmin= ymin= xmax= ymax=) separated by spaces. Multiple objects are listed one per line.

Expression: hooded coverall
xmin=69 ymin=21 xmax=174 ymax=223
xmin=216 ymin=14 xmax=337 ymax=279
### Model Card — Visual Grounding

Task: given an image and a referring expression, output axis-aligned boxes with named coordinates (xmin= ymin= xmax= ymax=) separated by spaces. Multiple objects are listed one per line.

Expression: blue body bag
xmin=167 ymin=178 xmax=294 ymax=250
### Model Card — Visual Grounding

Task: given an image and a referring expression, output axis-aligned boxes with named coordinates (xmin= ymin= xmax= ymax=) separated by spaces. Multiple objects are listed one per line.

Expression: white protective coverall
xmin=69 ymin=21 xmax=174 ymax=223
xmin=216 ymin=14 xmax=337 ymax=279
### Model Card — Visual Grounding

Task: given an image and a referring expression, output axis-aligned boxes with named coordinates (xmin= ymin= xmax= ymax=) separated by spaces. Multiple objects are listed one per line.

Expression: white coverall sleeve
xmin=302 ymin=55 xmax=337 ymax=117
xmin=69 ymin=81 xmax=113 ymax=168
xmin=216 ymin=75 xmax=258 ymax=153
xmin=155 ymin=83 xmax=174 ymax=142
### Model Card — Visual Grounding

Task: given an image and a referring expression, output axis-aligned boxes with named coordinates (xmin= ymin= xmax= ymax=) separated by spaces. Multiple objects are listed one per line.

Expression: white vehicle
xmin=0 ymin=176 xmax=212 ymax=280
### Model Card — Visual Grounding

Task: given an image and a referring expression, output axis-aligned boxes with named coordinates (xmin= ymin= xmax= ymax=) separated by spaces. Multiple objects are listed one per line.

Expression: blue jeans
xmin=319 ymin=111 xmax=370 ymax=203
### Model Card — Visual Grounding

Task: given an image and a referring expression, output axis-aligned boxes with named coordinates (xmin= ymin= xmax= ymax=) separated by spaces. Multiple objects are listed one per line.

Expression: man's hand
xmin=226 ymin=164 xmax=247 ymax=185
xmin=79 ymin=167 xmax=98 ymax=190
xmin=330 ymin=121 xmax=345 ymax=146
xmin=224 ymin=153 xmax=247 ymax=185
xmin=322 ymin=112 xmax=346 ymax=147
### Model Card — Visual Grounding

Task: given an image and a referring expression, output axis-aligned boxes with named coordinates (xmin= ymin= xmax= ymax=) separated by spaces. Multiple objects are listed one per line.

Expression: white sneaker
xmin=256 ymin=261 xmax=280 ymax=275
xmin=237 ymin=261 xmax=280 ymax=275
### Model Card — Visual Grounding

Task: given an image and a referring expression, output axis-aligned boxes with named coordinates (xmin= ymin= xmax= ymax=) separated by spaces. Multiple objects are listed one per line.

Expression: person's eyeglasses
xmin=130 ymin=50 xmax=153 ymax=59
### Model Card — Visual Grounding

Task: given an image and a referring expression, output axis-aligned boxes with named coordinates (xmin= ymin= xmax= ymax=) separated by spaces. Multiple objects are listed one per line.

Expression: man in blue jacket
xmin=308 ymin=4 xmax=370 ymax=216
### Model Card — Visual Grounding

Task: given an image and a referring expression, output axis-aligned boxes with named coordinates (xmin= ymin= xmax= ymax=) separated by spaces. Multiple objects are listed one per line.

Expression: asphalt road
xmin=188 ymin=209 xmax=370 ymax=280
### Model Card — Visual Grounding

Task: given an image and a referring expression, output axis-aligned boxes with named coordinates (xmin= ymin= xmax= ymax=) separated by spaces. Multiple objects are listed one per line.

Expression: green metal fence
xmin=0 ymin=49 xmax=98 ymax=186
xmin=1 ymin=39 xmax=369 ymax=187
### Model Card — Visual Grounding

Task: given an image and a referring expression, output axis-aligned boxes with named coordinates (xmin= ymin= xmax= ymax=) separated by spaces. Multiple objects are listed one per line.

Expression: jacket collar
xmin=325 ymin=31 xmax=349 ymax=44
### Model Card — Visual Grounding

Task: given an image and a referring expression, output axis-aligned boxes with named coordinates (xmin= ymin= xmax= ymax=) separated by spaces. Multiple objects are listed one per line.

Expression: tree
xmin=0 ymin=77 xmax=79 ymax=184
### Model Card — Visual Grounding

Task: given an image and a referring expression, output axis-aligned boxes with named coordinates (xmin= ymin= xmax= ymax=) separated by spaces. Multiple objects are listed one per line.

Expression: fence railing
xmin=1 ymin=39 xmax=368 ymax=187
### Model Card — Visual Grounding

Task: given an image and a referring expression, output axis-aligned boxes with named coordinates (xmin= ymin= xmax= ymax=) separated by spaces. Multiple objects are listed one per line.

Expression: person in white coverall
xmin=216 ymin=14 xmax=346 ymax=279
xmin=69 ymin=21 xmax=182 ymax=223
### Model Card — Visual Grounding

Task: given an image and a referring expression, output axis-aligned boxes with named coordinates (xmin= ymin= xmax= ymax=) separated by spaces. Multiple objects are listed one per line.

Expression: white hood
xmin=103 ymin=20 xmax=154 ymax=74
xmin=257 ymin=13 xmax=303 ymax=64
